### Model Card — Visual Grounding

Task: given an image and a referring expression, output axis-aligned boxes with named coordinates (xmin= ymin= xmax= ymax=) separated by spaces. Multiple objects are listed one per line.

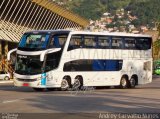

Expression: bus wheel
xmin=33 ymin=88 xmax=46 ymax=92
xmin=129 ymin=77 xmax=136 ymax=88
xmin=61 ymin=78 xmax=70 ymax=91
xmin=72 ymin=78 xmax=82 ymax=90
xmin=120 ymin=77 xmax=129 ymax=89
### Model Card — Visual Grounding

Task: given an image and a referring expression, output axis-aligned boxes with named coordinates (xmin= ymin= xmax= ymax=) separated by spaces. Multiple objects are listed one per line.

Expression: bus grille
xmin=17 ymin=78 xmax=37 ymax=82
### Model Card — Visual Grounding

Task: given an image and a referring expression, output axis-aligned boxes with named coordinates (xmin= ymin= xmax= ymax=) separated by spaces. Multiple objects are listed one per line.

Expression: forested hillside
xmin=55 ymin=0 xmax=160 ymax=26
xmin=125 ymin=0 xmax=160 ymax=26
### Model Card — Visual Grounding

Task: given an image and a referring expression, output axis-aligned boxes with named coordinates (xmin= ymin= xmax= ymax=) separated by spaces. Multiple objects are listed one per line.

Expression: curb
xmin=0 ymin=80 xmax=13 ymax=84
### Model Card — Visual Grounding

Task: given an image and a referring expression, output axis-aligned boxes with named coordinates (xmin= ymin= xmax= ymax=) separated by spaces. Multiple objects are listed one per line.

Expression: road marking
xmin=2 ymin=98 xmax=25 ymax=104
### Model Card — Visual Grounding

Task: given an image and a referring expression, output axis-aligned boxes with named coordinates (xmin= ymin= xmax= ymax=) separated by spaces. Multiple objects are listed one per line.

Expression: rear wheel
xmin=120 ymin=77 xmax=129 ymax=89
xmin=129 ymin=77 xmax=136 ymax=88
xmin=72 ymin=77 xmax=83 ymax=90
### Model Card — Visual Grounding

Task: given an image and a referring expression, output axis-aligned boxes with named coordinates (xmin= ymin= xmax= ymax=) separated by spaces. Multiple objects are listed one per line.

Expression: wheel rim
xmin=61 ymin=79 xmax=69 ymax=89
xmin=121 ymin=78 xmax=127 ymax=87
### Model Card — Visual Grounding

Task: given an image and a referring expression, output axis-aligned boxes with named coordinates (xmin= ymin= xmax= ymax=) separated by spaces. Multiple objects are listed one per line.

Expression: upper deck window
xmin=84 ymin=36 xmax=97 ymax=48
xmin=136 ymin=38 xmax=151 ymax=50
xmin=124 ymin=38 xmax=136 ymax=49
xmin=49 ymin=34 xmax=68 ymax=48
xmin=18 ymin=34 xmax=49 ymax=49
xmin=98 ymin=36 xmax=110 ymax=48
xmin=68 ymin=35 xmax=82 ymax=51
xmin=111 ymin=37 xmax=123 ymax=49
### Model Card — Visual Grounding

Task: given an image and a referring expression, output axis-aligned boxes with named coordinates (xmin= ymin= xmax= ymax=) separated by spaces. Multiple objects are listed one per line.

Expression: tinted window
xmin=124 ymin=38 xmax=136 ymax=49
xmin=111 ymin=37 xmax=123 ymax=49
xmin=18 ymin=34 xmax=49 ymax=49
xmin=84 ymin=36 xmax=97 ymax=48
xmin=136 ymin=38 xmax=151 ymax=50
xmin=49 ymin=34 xmax=68 ymax=48
xmin=98 ymin=36 xmax=110 ymax=48
xmin=63 ymin=60 xmax=92 ymax=71
xmin=15 ymin=55 xmax=43 ymax=75
xmin=68 ymin=35 xmax=82 ymax=51
xmin=45 ymin=52 xmax=61 ymax=71
xmin=63 ymin=60 xmax=123 ymax=72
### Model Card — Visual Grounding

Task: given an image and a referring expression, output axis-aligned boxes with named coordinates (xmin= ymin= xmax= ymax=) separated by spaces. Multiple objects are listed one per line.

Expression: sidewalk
xmin=0 ymin=79 xmax=13 ymax=84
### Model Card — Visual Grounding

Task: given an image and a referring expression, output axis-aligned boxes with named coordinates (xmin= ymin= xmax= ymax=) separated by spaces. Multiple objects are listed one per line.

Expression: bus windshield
xmin=15 ymin=55 xmax=43 ymax=75
xmin=18 ymin=34 xmax=49 ymax=50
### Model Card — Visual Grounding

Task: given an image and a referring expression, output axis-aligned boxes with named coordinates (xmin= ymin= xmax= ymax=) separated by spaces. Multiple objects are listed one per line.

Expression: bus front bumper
xmin=13 ymin=78 xmax=61 ymax=88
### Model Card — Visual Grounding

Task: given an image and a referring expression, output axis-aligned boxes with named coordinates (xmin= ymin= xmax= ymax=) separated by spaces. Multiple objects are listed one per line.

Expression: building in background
xmin=0 ymin=0 xmax=89 ymax=72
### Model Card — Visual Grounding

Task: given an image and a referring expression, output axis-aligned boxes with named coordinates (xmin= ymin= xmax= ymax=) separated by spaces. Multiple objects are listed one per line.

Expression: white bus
xmin=8 ymin=30 xmax=152 ymax=91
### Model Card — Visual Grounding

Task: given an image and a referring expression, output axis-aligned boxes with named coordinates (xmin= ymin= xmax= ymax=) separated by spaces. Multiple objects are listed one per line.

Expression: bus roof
xmin=25 ymin=29 xmax=71 ymax=34
xmin=25 ymin=30 xmax=152 ymax=38
xmin=70 ymin=31 xmax=152 ymax=38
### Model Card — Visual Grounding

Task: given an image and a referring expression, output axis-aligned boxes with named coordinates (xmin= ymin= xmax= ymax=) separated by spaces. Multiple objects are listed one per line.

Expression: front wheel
xmin=61 ymin=78 xmax=70 ymax=91
xmin=120 ymin=77 xmax=129 ymax=89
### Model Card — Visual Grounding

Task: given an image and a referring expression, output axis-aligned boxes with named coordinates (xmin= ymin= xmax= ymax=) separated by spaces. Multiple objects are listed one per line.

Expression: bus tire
xmin=72 ymin=77 xmax=83 ymax=90
xmin=61 ymin=78 xmax=70 ymax=91
xmin=33 ymin=88 xmax=46 ymax=92
xmin=120 ymin=76 xmax=129 ymax=89
xmin=129 ymin=77 xmax=136 ymax=88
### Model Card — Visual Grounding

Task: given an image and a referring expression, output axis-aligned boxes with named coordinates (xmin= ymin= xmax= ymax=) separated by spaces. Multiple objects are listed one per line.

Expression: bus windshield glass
xmin=15 ymin=55 xmax=43 ymax=75
xmin=18 ymin=34 xmax=49 ymax=50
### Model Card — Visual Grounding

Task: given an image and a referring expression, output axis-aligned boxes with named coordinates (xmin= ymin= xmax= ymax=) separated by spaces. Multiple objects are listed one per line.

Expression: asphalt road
xmin=0 ymin=76 xmax=160 ymax=118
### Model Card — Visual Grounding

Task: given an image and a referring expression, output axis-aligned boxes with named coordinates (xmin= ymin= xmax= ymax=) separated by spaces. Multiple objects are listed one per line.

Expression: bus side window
xmin=136 ymin=38 xmax=151 ymax=50
xmin=124 ymin=37 xmax=136 ymax=49
xmin=111 ymin=37 xmax=123 ymax=49
xmin=63 ymin=60 xmax=92 ymax=71
xmin=98 ymin=36 xmax=110 ymax=48
xmin=68 ymin=35 xmax=82 ymax=51
xmin=49 ymin=34 xmax=68 ymax=48
xmin=84 ymin=36 xmax=97 ymax=48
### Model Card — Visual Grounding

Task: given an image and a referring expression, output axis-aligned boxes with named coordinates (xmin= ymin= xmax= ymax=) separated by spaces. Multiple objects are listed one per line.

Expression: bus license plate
xmin=23 ymin=83 xmax=29 ymax=87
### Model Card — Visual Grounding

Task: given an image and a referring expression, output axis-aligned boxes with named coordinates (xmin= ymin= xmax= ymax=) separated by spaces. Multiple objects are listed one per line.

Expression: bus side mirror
xmin=7 ymin=48 xmax=17 ymax=61
xmin=40 ymin=48 xmax=61 ymax=61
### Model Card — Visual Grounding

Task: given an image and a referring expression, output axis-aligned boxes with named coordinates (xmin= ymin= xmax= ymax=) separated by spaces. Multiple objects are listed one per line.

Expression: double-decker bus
xmin=8 ymin=30 xmax=152 ymax=91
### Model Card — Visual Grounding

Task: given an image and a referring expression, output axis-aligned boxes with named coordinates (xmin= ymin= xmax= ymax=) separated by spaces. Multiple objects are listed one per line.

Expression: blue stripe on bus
xmin=41 ymin=73 xmax=46 ymax=86
xmin=92 ymin=60 xmax=120 ymax=71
